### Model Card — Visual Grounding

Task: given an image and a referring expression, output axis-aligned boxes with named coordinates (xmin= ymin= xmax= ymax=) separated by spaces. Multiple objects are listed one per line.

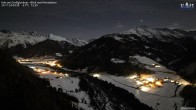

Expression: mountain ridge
xmin=61 ymin=27 xmax=196 ymax=82
xmin=0 ymin=30 xmax=88 ymax=58
xmin=0 ymin=30 xmax=88 ymax=48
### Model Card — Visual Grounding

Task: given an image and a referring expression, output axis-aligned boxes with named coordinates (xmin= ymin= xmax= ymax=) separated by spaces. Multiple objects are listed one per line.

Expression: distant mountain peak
xmin=69 ymin=38 xmax=88 ymax=46
xmin=121 ymin=26 xmax=185 ymax=41
xmin=0 ymin=31 xmax=88 ymax=48
xmin=48 ymin=34 xmax=70 ymax=42
xmin=48 ymin=34 xmax=88 ymax=46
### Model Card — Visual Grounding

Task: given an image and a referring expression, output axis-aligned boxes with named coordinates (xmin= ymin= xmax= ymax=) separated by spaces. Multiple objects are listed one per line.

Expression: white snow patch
xmin=55 ymin=53 xmax=62 ymax=57
xmin=144 ymin=46 xmax=150 ymax=49
xmin=48 ymin=34 xmax=69 ymax=42
xmin=111 ymin=58 xmax=125 ymax=64
xmin=114 ymin=35 xmax=123 ymax=41
xmin=132 ymin=55 xmax=173 ymax=72
xmin=69 ymin=38 xmax=88 ymax=46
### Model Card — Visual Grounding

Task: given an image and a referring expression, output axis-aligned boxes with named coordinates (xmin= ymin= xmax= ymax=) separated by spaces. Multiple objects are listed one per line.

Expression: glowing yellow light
xmin=180 ymin=80 xmax=190 ymax=85
xmin=33 ymin=68 xmax=48 ymax=74
xmin=57 ymin=64 xmax=62 ymax=68
xmin=49 ymin=63 xmax=56 ymax=66
xmin=146 ymin=77 xmax=155 ymax=82
xmin=142 ymin=80 xmax=149 ymax=84
xmin=41 ymin=71 xmax=49 ymax=74
xmin=45 ymin=61 xmax=57 ymax=66
xmin=140 ymin=86 xmax=150 ymax=92
xmin=129 ymin=74 xmax=138 ymax=79
xmin=163 ymin=78 xmax=169 ymax=81
xmin=30 ymin=66 xmax=35 ymax=69
xmin=155 ymin=65 xmax=161 ymax=68
xmin=147 ymin=83 xmax=156 ymax=88
xmin=136 ymin=81 xmax=143 ymax=85
xmin=171 ymin=80 xmax=175 ymax=83
xmin=64 ymin=74 xmax=69 ymax=77
xmin=93 ymin=74 xmax=100 ymax=78
xmin=155 ymin=81 xmax=163 ymax=86
xmin=140 ymin=74 xmax=150 ymax=80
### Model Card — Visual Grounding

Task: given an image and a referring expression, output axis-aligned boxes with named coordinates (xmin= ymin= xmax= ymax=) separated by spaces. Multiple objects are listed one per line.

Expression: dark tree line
xmin=180 ymin=85 xmax=196 ymax=107
xmin=0 ymin=50 xmax=79 ymax=110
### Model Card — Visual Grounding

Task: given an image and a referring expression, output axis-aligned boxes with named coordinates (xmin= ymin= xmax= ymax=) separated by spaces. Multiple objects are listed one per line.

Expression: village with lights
xmin=17 ymin=57 xmax=191 ymax=93
xmin=129 ymin=73 xmax=188 ymax=92
xmin=92 ymin=72 xmax=190 ymax=93
xmin=16 ymin=57 xmax=69 ymax=78
xmin=14 ymin=56 xmax=194 ymax=110
xmin=17 ymin=58 xmax=62 ymax=68
xmin=91 ymin=58 xmax=191 ymax=94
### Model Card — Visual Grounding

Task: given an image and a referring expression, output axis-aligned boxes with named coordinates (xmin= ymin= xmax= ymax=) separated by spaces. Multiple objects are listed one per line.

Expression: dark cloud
xmin=0 ymin=0 xmax=196 ymax=40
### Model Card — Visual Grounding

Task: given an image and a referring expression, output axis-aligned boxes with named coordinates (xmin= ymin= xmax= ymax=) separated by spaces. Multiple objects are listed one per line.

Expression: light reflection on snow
xmin=146 ymin=77 xmax=155 ymax=82
xmin=136 ymin=80 xmax=143 ymax=85
xmin=140 ymin=86 xmax=150 ymax=92
xmin=17 ymin=58 xmax=62 ymax=68
xmin=93 ymin=74 xmax=100 ymax=78
xmin=127 ymin=73 xmax=191 ymax=91
xmin=131 ymin=74 xmax=163 ymax=89
xmin=128 ymin=74 xmax=138 ymax=79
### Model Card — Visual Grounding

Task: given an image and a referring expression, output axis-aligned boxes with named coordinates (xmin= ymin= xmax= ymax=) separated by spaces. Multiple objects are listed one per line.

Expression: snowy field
xmin=27 ymin=65 xmax=94 ymax=110
xmin=15 ymin=56 xmax=191 ymax=110
xmin=90 ymin=55 xmax=190 ymax=110
xmin=92 ymin=73 xmax=186 ymax=110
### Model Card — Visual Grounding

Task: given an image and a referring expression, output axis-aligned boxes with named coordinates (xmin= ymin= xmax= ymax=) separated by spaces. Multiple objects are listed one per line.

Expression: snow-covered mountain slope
xmin=0 ymin=51 xmax=79 ymax=110
xmin=69 ymin=38 xmax=88 ymax=47
xmin=0 ymin=31 xmax=87 ymax=48
xmin=15 ymin=56 xmax=153 ymax=110
xmin=48 ymin=34 xmax=87 ymax=47
xmin=89 ymin=55 xmax=191 ymax=110
xmin=0 ymin=30 xmax=87 ymax=57
xmin=14 ymin=39 xmax=77 ymax=58
xmin=123 ymin=26 xmax=185 ymax=42
xmin=0 ymin=31 xmax=46 ymax=48
xmin=61 ymin=27 xmax=196 ymax=81
xmin=48 ymin=34 xmax=70 ymax=42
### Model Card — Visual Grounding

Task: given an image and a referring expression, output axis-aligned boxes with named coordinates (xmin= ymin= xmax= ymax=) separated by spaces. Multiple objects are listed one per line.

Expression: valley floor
xmin=15 ymin=56 xmax=191 ymax=110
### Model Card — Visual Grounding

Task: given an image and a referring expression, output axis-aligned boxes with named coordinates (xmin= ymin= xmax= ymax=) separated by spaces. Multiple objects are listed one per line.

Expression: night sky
xmin=0 ymin=0 xmax=196 ymax=40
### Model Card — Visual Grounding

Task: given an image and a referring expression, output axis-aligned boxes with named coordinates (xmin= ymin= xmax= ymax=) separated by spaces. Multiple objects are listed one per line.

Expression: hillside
xmin=0 ymin=30 xmax=87 ymax=58
xmin=0 ymin=50 xmax=79 ymax=110
xmin=61 ymin=27 xmax=196 ymax=82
